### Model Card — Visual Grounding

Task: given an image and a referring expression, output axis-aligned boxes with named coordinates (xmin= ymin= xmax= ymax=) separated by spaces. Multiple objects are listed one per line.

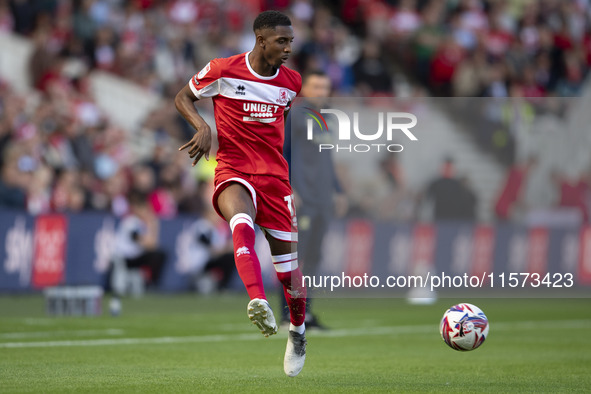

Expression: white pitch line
xmin=1 ymin=319 xmax=589 ymax=349
xmin=0 ymin=333 xmax=264 ymax=349
xmin=492 ymin=319 xmax=591 ymax=330
xmin=22 ymin=318 xmax=57 ymax=326
xmin=0 ymin=329 xmax=125 ymax=339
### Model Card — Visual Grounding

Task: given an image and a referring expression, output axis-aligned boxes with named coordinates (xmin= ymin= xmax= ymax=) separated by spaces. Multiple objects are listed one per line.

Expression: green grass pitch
xmin=0 ymin=294 xmax=590 ymax=393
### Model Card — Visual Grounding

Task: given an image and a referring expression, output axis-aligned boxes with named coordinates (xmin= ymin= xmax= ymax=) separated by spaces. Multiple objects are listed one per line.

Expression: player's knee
xmin=229 ymin=213 xmax=254 ymax=233
xmin=230 ymin=214 xmax=256 ymax=257
xmin=218 ymin=184 xmax=256 ymax=220
xmin=266 ymin=233 xmax=297 ymax=255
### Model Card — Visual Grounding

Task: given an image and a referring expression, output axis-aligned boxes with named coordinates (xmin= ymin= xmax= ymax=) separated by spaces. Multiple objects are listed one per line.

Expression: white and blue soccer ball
xmin=440 ymin=303 xmax=489 ymax=351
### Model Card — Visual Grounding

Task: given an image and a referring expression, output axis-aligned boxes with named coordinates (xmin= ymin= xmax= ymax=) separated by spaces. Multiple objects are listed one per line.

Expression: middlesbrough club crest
xmin=277 ymin=88 xmax=290 ymax=105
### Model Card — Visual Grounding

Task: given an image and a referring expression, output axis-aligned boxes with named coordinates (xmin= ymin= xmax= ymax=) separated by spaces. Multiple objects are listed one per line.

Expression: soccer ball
xmin=439 ymin=303 xmax=489 ymax=351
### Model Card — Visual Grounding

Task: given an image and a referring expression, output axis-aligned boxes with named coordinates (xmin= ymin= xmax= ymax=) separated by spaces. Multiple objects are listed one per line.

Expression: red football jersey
xmin=188 ymin=52 xmax=302 ymax=180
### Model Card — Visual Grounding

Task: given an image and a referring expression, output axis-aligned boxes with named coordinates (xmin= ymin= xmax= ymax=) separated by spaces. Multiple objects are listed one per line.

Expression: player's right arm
xmin=175 ymin=85 xmax=212 ymax=166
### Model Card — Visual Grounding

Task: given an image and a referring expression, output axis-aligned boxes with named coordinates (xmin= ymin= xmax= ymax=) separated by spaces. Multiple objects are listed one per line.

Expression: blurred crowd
xmin=1 ymin=0 xmax=591 ymax=223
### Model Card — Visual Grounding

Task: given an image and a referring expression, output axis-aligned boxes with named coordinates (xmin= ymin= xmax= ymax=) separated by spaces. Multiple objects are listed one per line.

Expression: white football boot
xmin=247 ymin=298 xmax=278 ymax=337
xmin=284 ymin=330 xmax=307 ymax=377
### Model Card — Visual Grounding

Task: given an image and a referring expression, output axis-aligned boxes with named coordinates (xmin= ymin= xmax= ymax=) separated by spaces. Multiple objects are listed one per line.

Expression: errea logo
xmin=305 ymin=108 xmax=418 ymax=153
xmin=236 ymin=246 xmax=250 ymax=257
xmin=236 ymin=85 xmax=246 ymax=96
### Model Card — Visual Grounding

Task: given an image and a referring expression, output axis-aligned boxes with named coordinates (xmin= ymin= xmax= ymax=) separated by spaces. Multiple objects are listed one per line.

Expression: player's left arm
xmin=175 ymin=85 xmax=212 ymax=166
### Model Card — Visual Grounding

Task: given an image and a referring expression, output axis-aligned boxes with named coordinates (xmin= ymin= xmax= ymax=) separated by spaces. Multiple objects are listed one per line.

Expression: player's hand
xmin=179 ymin=124 xmax=212 ymax=166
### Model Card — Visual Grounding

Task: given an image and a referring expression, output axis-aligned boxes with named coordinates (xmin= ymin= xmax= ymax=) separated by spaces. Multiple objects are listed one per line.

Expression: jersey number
xmin=284 ymin=194 xmax=297 ymax=229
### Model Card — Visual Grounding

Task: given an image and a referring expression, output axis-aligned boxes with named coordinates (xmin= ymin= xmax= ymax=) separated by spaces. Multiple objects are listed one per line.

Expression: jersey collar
xmin=245 ymin=51 xmax=280 ymax=80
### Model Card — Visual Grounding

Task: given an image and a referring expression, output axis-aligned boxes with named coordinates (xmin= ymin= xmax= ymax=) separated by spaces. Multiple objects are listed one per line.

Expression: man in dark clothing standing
xmin=281 ymin=70 xmax=345 ymax=329
xmin=424 ymin=157 xmax=477 ymax=221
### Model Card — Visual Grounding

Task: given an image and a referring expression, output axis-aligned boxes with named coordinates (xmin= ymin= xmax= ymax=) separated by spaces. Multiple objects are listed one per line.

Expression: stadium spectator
xmin=114 ymin=190 xmax=166 ymax=288
xmin=183 ymin=191 xmax=236 ymax=295
xmin=452 ymin=46 xmax=489 ymax=96
xmin=421 ymin=157 xmax=477 ymax=221
xmin=130 ymin=164 xmax=157 ymax=196
xmin=352 ymin=40 xmax=393 ymax=95
xmin=410 ymin=1 xmax=446 ymax=87
xmin=149 ymin=162 xmax=181 ymax=219
xmin=388 ymin=0 xmax=421 ymax=40
xmin=0 ymin=143 xmax=28 ymax=210
xmin=25 ymin=163 xmax=53 ymax=215
xmin=51 ymin=168 xmax=81 ymax=212
xmin=429 ymin=36 xmax=465 ymax=97
xmin=102 ymin=168 xmax=129 ymax=217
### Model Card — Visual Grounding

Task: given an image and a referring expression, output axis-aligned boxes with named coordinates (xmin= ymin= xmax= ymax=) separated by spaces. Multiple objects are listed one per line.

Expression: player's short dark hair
xmin=253 ymin=10 xmax=291 ymax=32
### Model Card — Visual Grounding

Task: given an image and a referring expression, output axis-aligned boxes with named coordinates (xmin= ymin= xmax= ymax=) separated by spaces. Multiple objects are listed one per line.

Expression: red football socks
xmin=230 ymin=214 xmax=307 ymax=326
xmin=273 ymin=252 xmax=307 ymax=326
xmin=230 ymin=214 xmax=265 ymax=300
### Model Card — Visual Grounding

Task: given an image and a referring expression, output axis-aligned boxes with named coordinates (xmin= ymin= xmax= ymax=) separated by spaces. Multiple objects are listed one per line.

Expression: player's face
xmin=261 ymin=25 xmax=294 ymax=68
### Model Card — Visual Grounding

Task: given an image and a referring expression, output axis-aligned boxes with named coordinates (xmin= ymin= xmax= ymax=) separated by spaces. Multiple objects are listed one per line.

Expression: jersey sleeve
xmin=188 ymin=58 xmax=222 ymax=99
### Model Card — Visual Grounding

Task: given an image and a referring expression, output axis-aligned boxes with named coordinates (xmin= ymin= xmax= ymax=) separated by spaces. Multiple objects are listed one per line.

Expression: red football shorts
xmin=212 ymin=168 xmax=298 ymax=242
